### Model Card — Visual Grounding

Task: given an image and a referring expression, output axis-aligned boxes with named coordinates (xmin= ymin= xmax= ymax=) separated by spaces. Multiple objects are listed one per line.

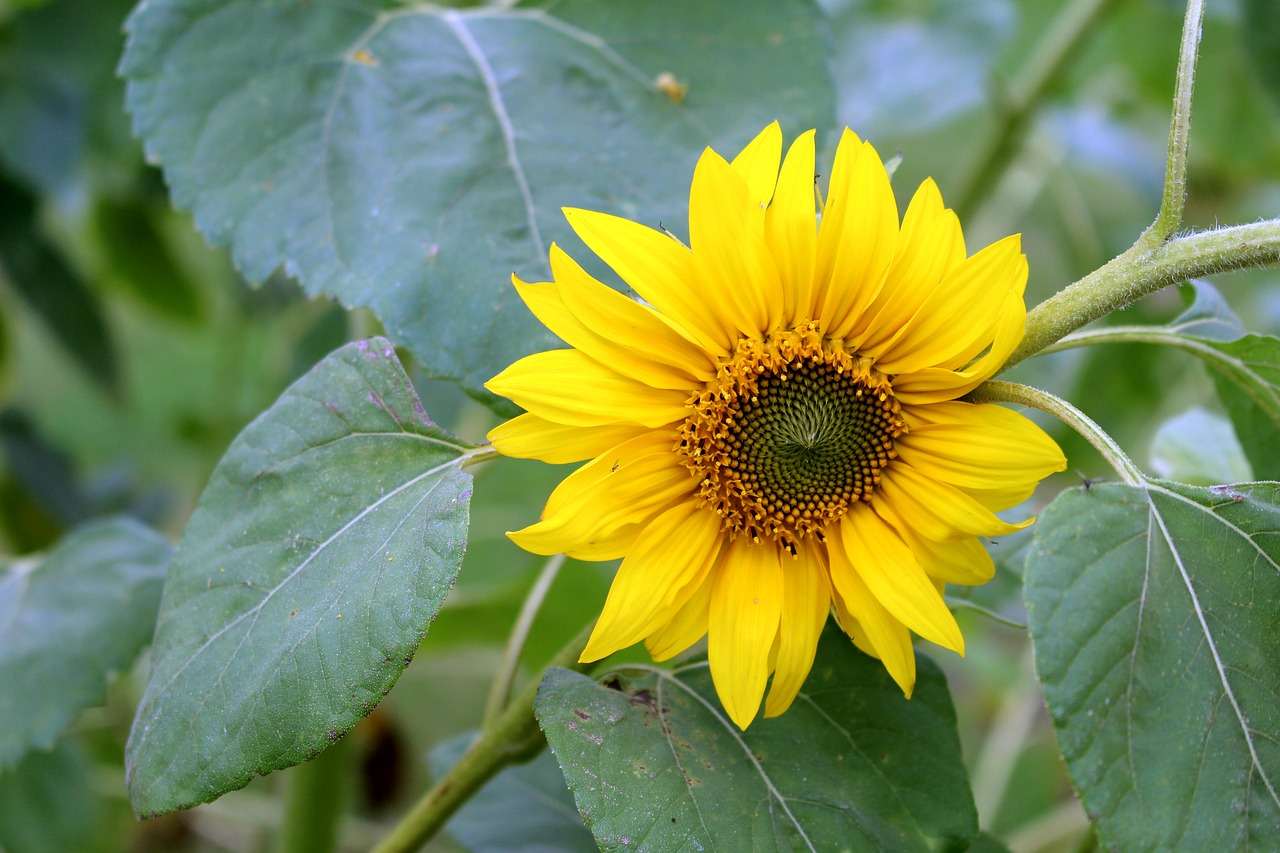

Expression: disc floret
xmin=678 ymin=323 xmax=906 ymax=553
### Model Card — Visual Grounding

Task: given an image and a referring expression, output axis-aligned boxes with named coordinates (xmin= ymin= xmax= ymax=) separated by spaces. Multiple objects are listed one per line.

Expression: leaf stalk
xmin=369 ymin=618 xmax=596 ymax=853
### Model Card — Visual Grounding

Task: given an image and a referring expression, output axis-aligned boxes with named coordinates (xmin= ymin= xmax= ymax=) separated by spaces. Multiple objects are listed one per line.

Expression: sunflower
xmin=486 ymin=123 xmax=1066 ymax=729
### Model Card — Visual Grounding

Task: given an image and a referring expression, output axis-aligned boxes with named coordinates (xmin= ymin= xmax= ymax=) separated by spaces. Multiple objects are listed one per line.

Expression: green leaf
xmin=431 ymin=734 xmax=596 ymax=853
xmin=1170 ymin=280 xmax=1245 ymax=341
xmin=125 ymin=337 xmax=479 ymax=817
xmin=1148 ymin=406 xmax=1252 ymax=485
xmin=0 ymin=740 xmax=102 ymax=853
xmin=535 ymin=627 xmax=978 ymax=852
xmin=1027 ymin=481 xmax=1280 ymax=851
xmin=0 ymin=173 xmax=119 ymax=392
xmin=1197 ymin=335 xmax=1280 ymax=481
xmin=0 ymin=517 xmax=170 ymax=771
xmin=119 ymin=0 xmax=833 ymax=403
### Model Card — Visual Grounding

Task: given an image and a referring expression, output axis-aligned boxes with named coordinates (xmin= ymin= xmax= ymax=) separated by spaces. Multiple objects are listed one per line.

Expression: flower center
xmin=678 ymin=323 xmax=905 ymax=553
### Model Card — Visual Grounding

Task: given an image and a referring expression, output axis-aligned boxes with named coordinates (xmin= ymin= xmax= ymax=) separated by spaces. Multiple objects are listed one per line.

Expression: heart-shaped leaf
xmin=536 ymin=628 xmax=978 ymax=852
xmin=126 ymin=338 xmax=479 ymax=816
xmin=1027 ymin=481 xmax=1280 ymax=850
xmin=120 ymin=0 xmax=834 ymax=403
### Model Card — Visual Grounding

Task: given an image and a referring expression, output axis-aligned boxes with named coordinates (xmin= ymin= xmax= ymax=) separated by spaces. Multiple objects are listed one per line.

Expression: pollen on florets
xmin=677 ymin=322 xmax=905 ymax=553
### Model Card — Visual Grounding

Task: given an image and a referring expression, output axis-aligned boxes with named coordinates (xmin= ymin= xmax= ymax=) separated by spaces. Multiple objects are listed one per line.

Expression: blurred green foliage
xmin=1 ymin=0 xmax=1278 ymax=850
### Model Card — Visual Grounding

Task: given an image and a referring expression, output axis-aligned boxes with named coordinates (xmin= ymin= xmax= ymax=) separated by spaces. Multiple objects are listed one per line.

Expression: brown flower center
xmin=677 ymin=323 xmax=905 ymax=553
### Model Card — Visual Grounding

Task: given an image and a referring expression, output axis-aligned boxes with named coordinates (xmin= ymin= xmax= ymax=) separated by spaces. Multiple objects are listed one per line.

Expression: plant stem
xmin=370 ymin=618 xmax=597 ymax=853
xmin=952 ymin=0 xmax=1124 ymax=219
xmin=968 ymin=381 xmax=1144 ymax=485
xmin=1002 ymin=219 xmax=1280 ymax=371
xmin=999 ymin=0 xmax=1226 ymax=369
xmin=278 ymin=731 xmax=353 ymax=853
xmin=482 ymin=553 xmax=566 ymax=729
xmin=1139 ymin=0 xmax=1205 ymax=247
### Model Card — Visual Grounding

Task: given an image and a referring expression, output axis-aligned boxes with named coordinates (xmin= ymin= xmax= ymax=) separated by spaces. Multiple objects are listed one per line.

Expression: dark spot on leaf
xmin=628 ymin=689 xmax=657 ymax=709
xmin=575 ymin=709 xmax=592 ymax=721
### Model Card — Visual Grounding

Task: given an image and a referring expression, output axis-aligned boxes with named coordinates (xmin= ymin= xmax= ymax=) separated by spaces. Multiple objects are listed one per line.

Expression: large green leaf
xmin=536 ymin=628 xmax=978 ymax=852
xmin=1027 ymin=481 xmax=1280 ymax=850
xmin=0 ymin=516 xmax=170 ymax=770
xmin=119 ymin=0 xmax=833 ymax=403
xmin=126 ymin=337 xmax=479 ymax=817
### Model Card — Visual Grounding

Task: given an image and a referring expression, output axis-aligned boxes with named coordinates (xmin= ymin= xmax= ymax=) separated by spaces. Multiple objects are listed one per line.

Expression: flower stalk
xmin=370 ymin=619 xmax=596 ymax=853
xmin=968 ymin=381 xmax=1144 ymax=485
xmin=993 ymin=0 xmax=1280 ymax=372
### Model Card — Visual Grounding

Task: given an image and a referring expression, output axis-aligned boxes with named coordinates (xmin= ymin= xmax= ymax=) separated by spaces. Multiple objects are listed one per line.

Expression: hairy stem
xmin=370 ymin=619 xmax=596 ymax=853
xmin=1003 ymin=219 xmax=1280 ymax=371
xmin=999 ymin=0 xmax=1235 ymax=369
xmin=952 ymin=0 xmax=1124 ymax=219
xmin=969 ymin=381 xmax=1144 ymax=485
xmin=1139 ymin=0 xmax=1205 ymax=247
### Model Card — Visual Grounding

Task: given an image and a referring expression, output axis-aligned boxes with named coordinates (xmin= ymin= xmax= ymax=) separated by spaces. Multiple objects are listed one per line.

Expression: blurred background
xmin=1 ymin=0 xmax=1277 ymax=850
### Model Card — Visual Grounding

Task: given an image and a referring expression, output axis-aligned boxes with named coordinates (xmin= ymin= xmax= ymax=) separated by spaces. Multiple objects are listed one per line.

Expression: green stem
xmin=1139 ymin=0 xmax=1205 ymax=247
xmin=460 ymin=444 xmax=499 ymax=469
xmin=968 ymin=380 xmax=1144 ymax=485
xmin=278 ymin=731 xmax=353 ymax=853
xmin=1002 ymin=219 xmax=1280 ymax=371
xmin=370 ymin=619 xmax=597 ymax=853
xmin=999 ymin=0 xmax=1226 ymax=369
xmin=952 ymin=0 xmax=1124 ymax=219
xmin=482 ymin=553 xmax=566 ymax=729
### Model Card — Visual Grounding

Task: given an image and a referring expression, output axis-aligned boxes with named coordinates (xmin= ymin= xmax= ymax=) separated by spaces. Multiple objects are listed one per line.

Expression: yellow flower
xmin=486 ymin=123 xmax=1066 ymax=729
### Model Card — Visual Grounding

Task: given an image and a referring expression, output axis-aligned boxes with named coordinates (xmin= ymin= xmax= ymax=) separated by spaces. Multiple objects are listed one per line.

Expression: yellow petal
xmin=486 ymin=349 xmax=689 ymax=429
xmin=645 ymin=573 xmax=713 ymax=662
xmin=551 ymin=245 xmax=715 ymax=383
xmin=910 ymin=534 xmax=995 ymax=587
xmin=765 ymin=130 xmax=818 ymax=326
xmin=814 ymin=132 xmax=900 ymax=340
xmin=896 ymin=401 xmax=1066 ymax=492
xmin=871 ymin=497 xmax=996 ymax=586
xmin=564 ymin=208 xmax=731 ymax=353
xmin=873 ymin=235 xmax=1025 ymax=376
xmin=513 ymin=271 xmax=692 ymax=391
xmin=487 ymin=413 xmax=643 ymax=464
xmin=509 ymin=431 xmax=691 ymax=560
xmin=837 ymin=508 xmax=964 ymax=654
xmin=825 ymin=533 xmax=917 ymax=697
xmin=729 ymin=121 xmax=783 ymax=213
xmin=581 ymin=501 xmax=723 ymax=661
xmin=763 ymin=546 xmax=831 ymax=717
xmin=877 ymin=461 xmax=1027 ymax=542
xmin=689 ymin=148 xmax=782 ymax=336
xmin=892 ymin=293 xmax=1026 ymax=404
xmin=707 ymin=540 xmax=784 ymax=729
xmin=852 ymin=179 xmax=966 ymax=351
